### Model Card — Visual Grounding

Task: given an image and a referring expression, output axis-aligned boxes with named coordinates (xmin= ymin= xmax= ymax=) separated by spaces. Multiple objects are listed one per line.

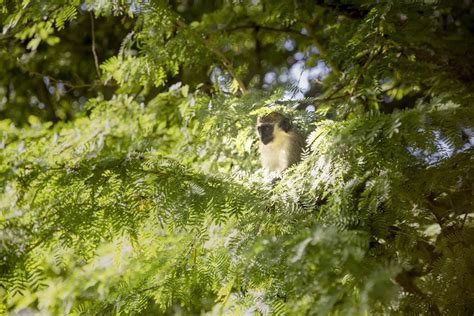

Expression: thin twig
xmin=176 ymin=20 xmax=247 ymax=94
xmin=254 ymin=26 xmax=263 ymax=88
xmin=276 ymin=83 xmax=347 ymax=106
xmin=304 ymin=24 xmax=342 ymax=77
xmin=28 ymin=71 xmax=100 ymax=91
xmin=224 ymin=24 xmax=307 ymax=37
xmin=90 ymin=12 xmax=101 ymax=78
xmin=353 ymin=47 xmax=383 ymax=86
xmin=291 ymin=59 xmax=307 ymax=99
xmin=275 ymin=92 xmax=348 ymax=106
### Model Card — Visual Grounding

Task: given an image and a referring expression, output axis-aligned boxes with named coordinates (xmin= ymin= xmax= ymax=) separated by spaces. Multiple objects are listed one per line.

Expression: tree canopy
xmin=1 ymin=0 xmax=474 ymax=315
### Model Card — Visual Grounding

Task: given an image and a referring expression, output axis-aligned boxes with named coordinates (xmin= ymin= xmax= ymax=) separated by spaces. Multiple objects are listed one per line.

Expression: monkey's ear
xmin=279 ymin=117 xmax=291 ymax=132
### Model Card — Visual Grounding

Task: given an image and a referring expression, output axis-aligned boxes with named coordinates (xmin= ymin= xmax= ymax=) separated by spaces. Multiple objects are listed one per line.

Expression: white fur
xmin=259 ymin=126 xmax=292 ymax=174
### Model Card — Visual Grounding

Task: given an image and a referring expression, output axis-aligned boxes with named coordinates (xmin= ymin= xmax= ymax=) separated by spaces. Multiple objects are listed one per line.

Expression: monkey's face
xmin=257 ymin=112 xmax=291 ymax=145
xmin=257 ymin=123 xmax=274 ymax=145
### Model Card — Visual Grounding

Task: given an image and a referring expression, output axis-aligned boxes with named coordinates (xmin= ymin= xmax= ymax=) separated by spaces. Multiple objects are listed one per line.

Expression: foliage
xmin=1 ymin=0 xmax=474 ymax=315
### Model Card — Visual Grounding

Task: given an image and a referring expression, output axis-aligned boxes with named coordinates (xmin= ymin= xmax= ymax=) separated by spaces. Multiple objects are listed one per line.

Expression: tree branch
xmin=224 ymin=24 xmax=307 ymax=38
xmin=304 ymin=24 xmax=342 ymax=77
xmin=254 ymin=26 xmax=263 ymax=88
xmin=90 ymin=12 xmax=101 ymax=79
xmin=28 ymin=71 xmax=101 ymax=91
xmin=175 ymin=20 xmax=247 ymax=94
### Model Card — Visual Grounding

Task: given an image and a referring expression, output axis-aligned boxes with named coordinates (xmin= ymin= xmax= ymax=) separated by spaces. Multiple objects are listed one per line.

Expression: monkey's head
xmin=256 ymin=112 xmax=291 ymax=145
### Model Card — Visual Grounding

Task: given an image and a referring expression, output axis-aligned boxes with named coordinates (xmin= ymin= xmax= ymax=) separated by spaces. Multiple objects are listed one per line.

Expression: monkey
xmin=256 ymin=112 xmax=305 ymax=176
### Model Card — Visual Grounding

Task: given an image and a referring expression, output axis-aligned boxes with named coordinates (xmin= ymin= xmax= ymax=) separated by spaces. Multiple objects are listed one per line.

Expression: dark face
xmin=258 ymin=123 xmax=274 ymax=145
